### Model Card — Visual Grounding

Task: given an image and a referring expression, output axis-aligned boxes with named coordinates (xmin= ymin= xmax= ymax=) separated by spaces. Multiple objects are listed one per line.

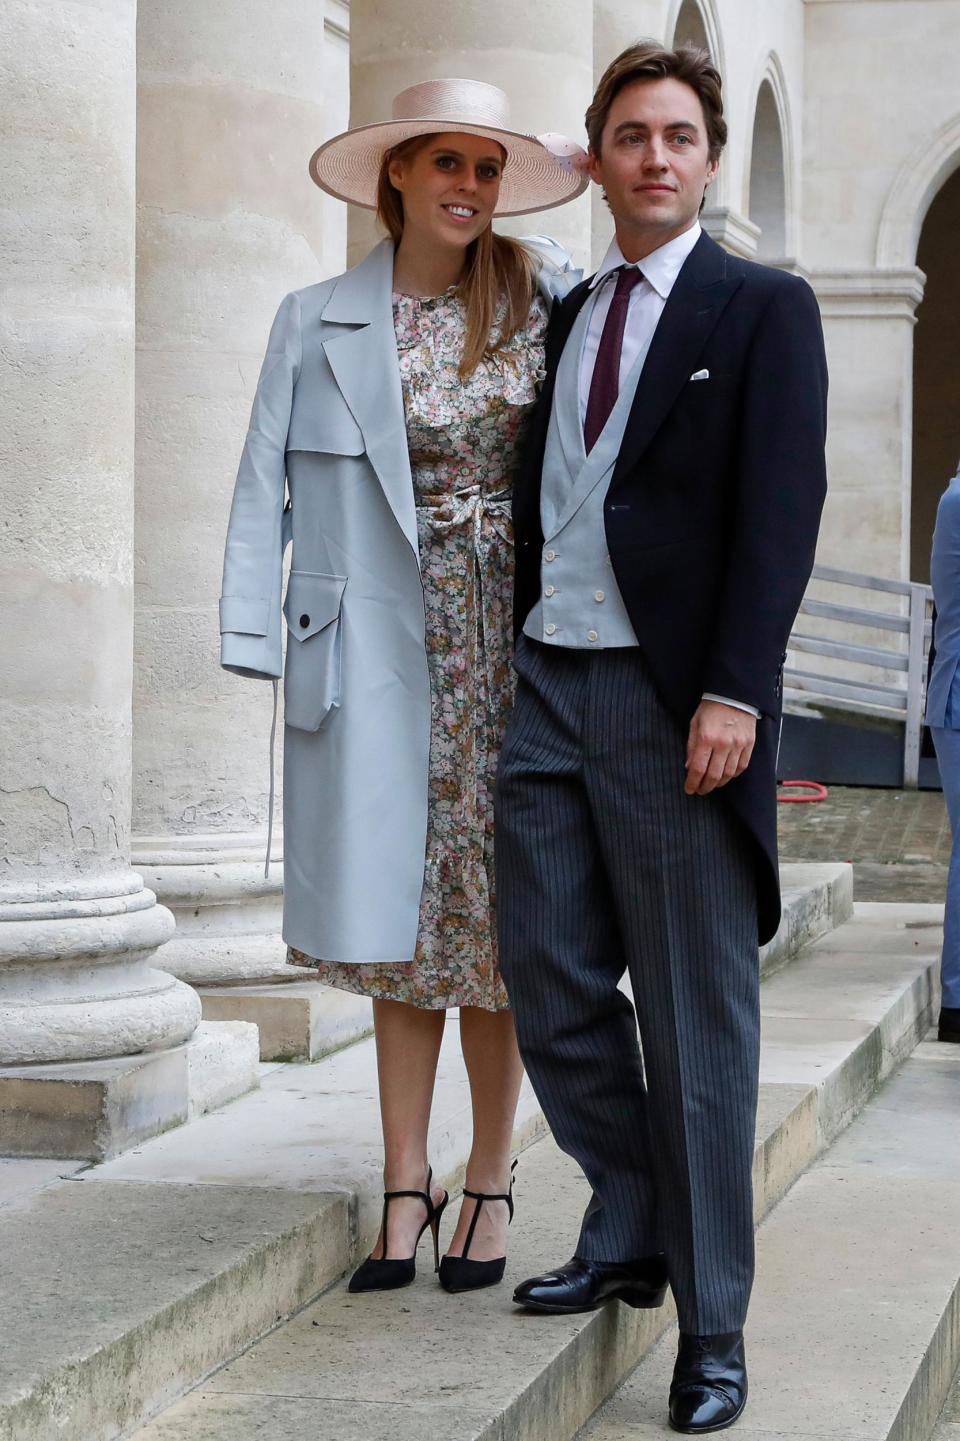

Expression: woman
xmin=219 ymin=79 xmax=585 ymax=1292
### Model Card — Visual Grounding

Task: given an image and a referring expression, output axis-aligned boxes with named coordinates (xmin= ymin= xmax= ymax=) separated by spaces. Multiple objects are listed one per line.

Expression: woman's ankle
xmin=382 ymin=1158 xmax=430 ymax=1192
xmin=463 ymin=1159 xmax=514 ymax=1195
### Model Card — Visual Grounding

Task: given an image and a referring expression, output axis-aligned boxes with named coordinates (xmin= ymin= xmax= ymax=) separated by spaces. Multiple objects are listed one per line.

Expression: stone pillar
xmin=348 ymin=0 xmax=594 ymax=270
xmin=132 ymin=0 xmax=369 ymax=1061
xmin=811 ymin=269 xmax=926 ymax=579
xmin=0 ymin=0 xmax=220 ymax=1157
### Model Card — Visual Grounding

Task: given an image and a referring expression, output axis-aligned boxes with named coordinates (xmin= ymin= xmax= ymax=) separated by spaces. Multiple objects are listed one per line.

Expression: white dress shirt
xmin=581 ymin=222 xmax=759 ymax=719
xmin=579 ymin=222 xmax=702 ymax=421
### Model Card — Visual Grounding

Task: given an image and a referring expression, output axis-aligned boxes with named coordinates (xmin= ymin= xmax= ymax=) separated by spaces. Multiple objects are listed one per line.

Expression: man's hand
xmin=684 ymin=700 xmax=757 ymax=796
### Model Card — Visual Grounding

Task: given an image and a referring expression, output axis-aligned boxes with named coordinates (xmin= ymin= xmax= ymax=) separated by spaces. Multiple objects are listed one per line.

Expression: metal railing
xmin=784 ymin=564 xmax=934 ymax=787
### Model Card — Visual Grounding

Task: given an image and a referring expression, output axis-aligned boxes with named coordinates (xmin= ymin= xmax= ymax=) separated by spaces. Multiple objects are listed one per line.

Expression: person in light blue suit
xmin=926 ymin=461 xmax=960 ymax=1042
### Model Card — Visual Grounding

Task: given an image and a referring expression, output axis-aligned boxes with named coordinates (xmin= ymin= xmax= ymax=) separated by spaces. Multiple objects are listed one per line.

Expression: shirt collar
xmin=589 ymin=221 xmax=702 ymax=300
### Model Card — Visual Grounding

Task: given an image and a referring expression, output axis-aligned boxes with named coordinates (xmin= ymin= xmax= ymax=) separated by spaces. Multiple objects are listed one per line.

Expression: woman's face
xmin=388 ymin=132 xmax=505 ymax=250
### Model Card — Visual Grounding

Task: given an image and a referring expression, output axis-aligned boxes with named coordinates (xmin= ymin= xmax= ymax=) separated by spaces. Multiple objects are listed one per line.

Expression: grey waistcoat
xmin=523 ymin=285 xmax=654 ymax=649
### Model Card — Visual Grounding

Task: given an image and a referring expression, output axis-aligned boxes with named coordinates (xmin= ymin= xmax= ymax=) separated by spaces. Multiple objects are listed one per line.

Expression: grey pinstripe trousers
xmin=495 ymin=637 xmax=760 ymax=1334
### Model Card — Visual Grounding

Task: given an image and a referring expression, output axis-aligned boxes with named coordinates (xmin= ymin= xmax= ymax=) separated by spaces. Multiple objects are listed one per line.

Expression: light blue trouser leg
xmin=931 ymin=725 xmax=960 ymax=1007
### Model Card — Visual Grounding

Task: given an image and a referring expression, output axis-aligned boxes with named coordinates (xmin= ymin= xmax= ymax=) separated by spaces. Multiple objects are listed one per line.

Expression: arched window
xmin=748 ymin=79 xmax=787 ymax=259
xmin=671 ymin=0 xmax=709 ymax=51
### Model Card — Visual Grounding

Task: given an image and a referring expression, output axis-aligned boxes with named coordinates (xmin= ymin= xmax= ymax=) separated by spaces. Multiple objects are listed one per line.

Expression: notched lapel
xmin=614 ymin=235 xmax=743 ymax=482
xmin=319 ymin=241 xmax=418 ymax=559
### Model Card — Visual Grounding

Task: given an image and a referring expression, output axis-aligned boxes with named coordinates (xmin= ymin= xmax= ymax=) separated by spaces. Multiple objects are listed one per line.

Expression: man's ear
xmin=586 ymin=147 xmax=604 ymax=187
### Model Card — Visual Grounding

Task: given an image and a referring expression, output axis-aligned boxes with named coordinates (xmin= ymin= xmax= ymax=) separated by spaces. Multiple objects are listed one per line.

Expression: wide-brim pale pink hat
xmin=309 ymin=78 xmax=588 ymax=217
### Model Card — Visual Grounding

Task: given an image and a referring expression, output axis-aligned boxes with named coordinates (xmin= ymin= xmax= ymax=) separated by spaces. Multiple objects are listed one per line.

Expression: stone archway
xmin=877 ymin=114 xmax=960 ymax=270
xmin=911 ymin=167 xmax=960 ymax=582
xmin=747 ymin=78 xmax=787 ymax=259
xmin=671 ymin=0 xmax=709 ymax=50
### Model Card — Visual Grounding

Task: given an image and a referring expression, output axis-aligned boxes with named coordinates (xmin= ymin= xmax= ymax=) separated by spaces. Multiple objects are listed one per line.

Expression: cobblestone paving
xmin=777 ymin=785 xmax=951 ymax=902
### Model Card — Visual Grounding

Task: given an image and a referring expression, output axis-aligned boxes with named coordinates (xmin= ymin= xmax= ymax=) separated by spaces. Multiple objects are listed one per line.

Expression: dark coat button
xmin=299 ymin=613 xmax=310 ymax=628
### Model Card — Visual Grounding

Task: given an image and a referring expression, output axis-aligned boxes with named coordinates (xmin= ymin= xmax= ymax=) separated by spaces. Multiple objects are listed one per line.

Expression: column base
xmin=134 ymin=834 xmax=368 ymax=1060
xmin=132 ymin=833 xmax=294 ymax=986
xmin=0 ymin=872 xmax=200 ymax=1064
xmin=0 ymin=1020 xmax=259 ymax=1160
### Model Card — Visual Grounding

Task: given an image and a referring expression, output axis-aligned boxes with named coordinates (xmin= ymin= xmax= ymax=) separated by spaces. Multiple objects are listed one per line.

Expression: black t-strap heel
xmin=438 ymin=1160 xmax=517 ymax=1294
xmin=349 ymin=1166 xmax=449 ymax=1293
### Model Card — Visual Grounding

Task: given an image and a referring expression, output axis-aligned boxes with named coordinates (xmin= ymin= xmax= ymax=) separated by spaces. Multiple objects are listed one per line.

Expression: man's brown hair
xmin=586 ymin=40 xmax=728 ymax=162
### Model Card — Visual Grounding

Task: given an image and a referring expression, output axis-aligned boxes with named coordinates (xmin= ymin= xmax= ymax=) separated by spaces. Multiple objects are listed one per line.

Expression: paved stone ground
xmin=777 ymin=785 xmax=951 ymax=902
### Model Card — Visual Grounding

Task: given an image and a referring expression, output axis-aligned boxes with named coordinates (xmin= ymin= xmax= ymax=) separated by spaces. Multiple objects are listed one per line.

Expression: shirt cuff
xmin=701 ymin=693 xmax=761 ymax=719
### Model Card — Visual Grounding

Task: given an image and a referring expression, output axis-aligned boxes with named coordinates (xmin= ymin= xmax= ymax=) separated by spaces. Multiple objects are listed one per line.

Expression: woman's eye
xmin=479 ymin=165 xmax=501 ymax=180
xmin=435 ymin=155 xmax=456 ymax=169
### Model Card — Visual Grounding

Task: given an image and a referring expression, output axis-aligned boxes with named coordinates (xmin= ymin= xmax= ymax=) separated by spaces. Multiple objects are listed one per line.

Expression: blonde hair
xmin=376 ymin=135 xmax=537 ymax=379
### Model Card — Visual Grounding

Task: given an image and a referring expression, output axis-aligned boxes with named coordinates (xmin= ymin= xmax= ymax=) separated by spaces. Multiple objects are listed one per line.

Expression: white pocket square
xmin=689 ymin=368 xmax=710 ymax=382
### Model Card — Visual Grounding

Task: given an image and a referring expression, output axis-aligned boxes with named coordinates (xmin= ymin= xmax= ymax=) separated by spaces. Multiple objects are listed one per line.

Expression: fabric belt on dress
xmin=415 ymin=483 xmax=512 ymax=539
xmin=415 ymin=483 xmax=512 ymax=911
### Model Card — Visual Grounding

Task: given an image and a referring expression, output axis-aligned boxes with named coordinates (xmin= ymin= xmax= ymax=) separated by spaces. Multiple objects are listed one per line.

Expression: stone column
xmin=348 ymin=0 xmax=594 ymax=270
xmin=810 ymin=269 xmax=926 ymax=579
xmin=0 ymin=0 xmax=216 ymax=1158
xmin=132 ymin=0 xmax=369 ymax=1061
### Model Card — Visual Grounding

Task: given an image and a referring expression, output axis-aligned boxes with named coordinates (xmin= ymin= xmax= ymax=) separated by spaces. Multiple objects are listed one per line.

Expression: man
xmin=495 ymin=41 xmax=827 ymax=1435
xmin=926 ymin=462 xmax=960 ymax=1045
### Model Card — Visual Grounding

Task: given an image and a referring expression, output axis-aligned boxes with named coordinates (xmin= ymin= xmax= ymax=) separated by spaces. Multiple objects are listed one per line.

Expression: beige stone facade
xmin=2 ymin=0 xmax=959 ymax=1150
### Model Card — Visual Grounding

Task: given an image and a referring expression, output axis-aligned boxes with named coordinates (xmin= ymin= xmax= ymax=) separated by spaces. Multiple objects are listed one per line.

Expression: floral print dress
xmin=289 ymin=289 xmax=548 ymax=1010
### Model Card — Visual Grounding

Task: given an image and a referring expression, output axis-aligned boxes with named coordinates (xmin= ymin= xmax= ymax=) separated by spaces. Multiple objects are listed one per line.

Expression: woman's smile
xmin=442 ymin=202 xmax=479 ymax=222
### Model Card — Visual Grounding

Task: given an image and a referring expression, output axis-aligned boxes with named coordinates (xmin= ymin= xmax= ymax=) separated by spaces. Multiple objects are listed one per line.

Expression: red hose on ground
xmin=777 ymin=779 xmax=829 ymax=804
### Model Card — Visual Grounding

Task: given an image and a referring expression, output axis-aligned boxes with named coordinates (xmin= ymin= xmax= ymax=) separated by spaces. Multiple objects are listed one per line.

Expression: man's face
xmin=587 ymin=76 xmax=719 ymax=255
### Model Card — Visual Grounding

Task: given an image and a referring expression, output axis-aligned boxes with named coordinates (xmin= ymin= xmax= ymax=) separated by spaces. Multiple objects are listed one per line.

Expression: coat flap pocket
xmin=283 ymin=571 xmax=348 ymax=641
xmin=220 ymin=595 xmax=270 ymax=636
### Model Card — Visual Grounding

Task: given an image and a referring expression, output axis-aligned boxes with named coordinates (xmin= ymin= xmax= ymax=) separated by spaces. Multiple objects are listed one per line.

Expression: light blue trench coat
xmin=219 ymin=237 xmax=579 ymax=963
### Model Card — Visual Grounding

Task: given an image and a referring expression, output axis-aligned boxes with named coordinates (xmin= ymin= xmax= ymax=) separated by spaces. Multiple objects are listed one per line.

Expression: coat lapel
xmin=612 ymin=232 xmax=742 ymax=486
xmin=514 ymin=280 xmax=593 ymax=542
xmin=319 ymin=241 xmax=419 ymax=559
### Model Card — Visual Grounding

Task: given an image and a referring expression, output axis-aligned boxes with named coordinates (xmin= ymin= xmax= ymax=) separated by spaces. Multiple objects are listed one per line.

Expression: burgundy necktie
xmin=583 ymin=265 xmax=644 ymax=454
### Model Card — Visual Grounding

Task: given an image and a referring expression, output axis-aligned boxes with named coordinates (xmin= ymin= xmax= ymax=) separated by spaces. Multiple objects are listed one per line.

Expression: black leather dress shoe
xmin=669 ymin=1331 xmax=747 ymax=1434
xmin=512 ymin=1254 xmax=668 ymax=1314
xmin=939 ymin=1006 xmax=960 ymax=1043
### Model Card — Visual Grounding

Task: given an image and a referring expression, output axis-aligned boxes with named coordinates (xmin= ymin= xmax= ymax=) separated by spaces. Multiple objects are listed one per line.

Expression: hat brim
xmin=309 ymin=119 xmax=588 ymax=217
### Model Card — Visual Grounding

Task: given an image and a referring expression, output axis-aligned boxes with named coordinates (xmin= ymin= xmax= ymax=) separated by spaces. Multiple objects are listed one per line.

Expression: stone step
xmin=0 ymin=1019 xmax=260 ymax=1161
xmin=758 ymin=860 xmax=852 ymax=977
xmin=115 ymin=900 xmax=939 ymax=1441
xmin=198 ymin=980 xmax=372 ymax=1065
xmin=932 ymin=1363 xmax=960 ymax=1440
xmin=0 ymin=1022 xmax=546 ymax=1441
xmin=582 ymin=1039 xmax=960 ymax=1441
